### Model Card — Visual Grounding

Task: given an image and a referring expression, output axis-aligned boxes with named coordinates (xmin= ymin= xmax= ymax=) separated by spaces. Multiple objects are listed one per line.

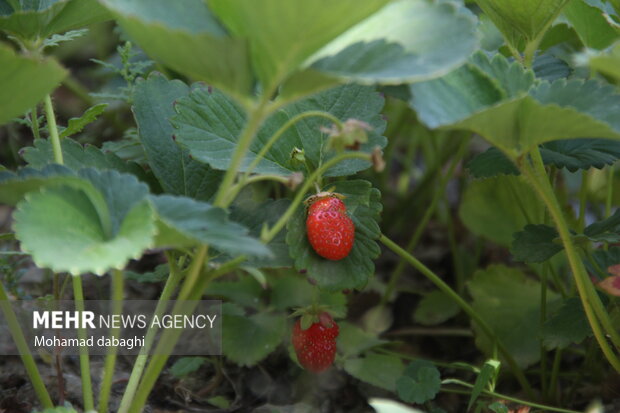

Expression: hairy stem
xmin=43 ymin=94 xmax=63 ymax=165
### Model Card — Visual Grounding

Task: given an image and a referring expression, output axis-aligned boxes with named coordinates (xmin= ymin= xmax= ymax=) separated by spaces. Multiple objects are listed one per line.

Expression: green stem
xmin=261 ymin=152 xmax=372 ymax=243
xmin=521 ymin=149 xmax=620 ymax=370
xmin=31 ymin=105 xmax=40 ymax=140
xmin=523 ymin=40 xmax=539 ymax=68
xmin=125 ymin=254 xmax=245 ymax=413
xmin=243 ymin=110 xmax=342 ymax=179
xmin=221 ymin=110 xmax=346 ymax=204
xmin=442 ymin=380 xmax=579 ymax=413
xmin=117 ymin=253 xmax=185 ymax=413
xmin=128 ymin=265 xmax=217 ymax=412
xmin=381 ymin=138 xmax=468 ymax=304
xmin=0 ymin=282 xmax=53 ymax=408
xmin=548 ymin=348 xmax=563 ymax=403
xmin=522 ymin=1 xmax=569 ymax=69
xmin=539 ymin=263 xmax=549 ymax=397
xmin=177 ymin=246 xmax=208 ymax=302
xmin=379 ymin=234 xmax=534 ymax=397
xmin=226 ymin=174 xmax=293 ymax=202
xmin=213 ymin=101 xmax=270 ymax=207
xmin=127 ymin=247 xmax=210 ymax=412
xmin=43 ymin=94 xmax=63 ymax=165
xmin=72 ymin=276 xmax=94 ymax=411
xmin=98 ymin=269 xmax=124 ymax=413
xmin=126 ymin=97 xmax=272 ymax=410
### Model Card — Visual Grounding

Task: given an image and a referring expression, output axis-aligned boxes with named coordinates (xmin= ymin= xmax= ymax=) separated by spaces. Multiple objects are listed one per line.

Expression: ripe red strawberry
xmin=292 ymin=312 xmax=339 ymax=373
xmin=306 ymin=195 xmax=354 ymax=260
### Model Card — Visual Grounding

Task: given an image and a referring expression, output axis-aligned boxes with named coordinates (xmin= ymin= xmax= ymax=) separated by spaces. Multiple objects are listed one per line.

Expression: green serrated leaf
xmin=413 ymin=290 xmax=460 ymax=326
xmin=344 ymin=354 xmax=404 ymax=392
xmin=0 ymin=0 xmax=110 ymax=39
xmin=466 ymin=147 xmax=519 ymax=179
xmin=564 ymin=0 xmax=620 ymax=49
xmin=411 ymin=52 xmax=620 ymax=156
xmin=0 ymin=43 xmax=66 ymax=126
xmin=59 ymin=103 xmax=107 ymax=138
xmin=13 ymin=170 xmax=156 ymax=275
xmin=100 ymin=0 xmax=252 ymax=100
xmin=222 ymin=310 xmax=285 ymax=366
xmin=172 ymin=83 xmax=386 ymax=177
xmin=396 ymin=360 xmax=441 ymax=404
xmin=304 ymin=0 xmax=477 ymax=86
xmin=209 ymin=0 xmax=388 ymax=92
xmin=511 ymin=224 xmax=563 ymax=263
xmin=468 ymin=139 xmax=620 ymax=179
xmin=125 ymin=264 xmax=169 ymax=283
xmin=475 ymin=0 xmax=569 ymax=50
xmin=286 ymin=180 xmax=382 ymax=291
xmin=230 ymin=199 xmax=293 ymax=268
xmin=132 ymin=74 xmax=223 ymax=201
xmin=468 ymin=265 xmax=561 ymax=367
xmin=540 ymin=139 xmax=620 ymax=172
xmin=459 ymin=175 xmax=544 ymax=246
xmin=21 ymin=138 xmax=150 ymax=184
xmin=101 ymin=133 xmax=147 ymax=165
xmin=584 ymin=208 xmax=620 ymax=243
xmin=150 ymin=194 xmax=270 ymax=258
xmin=169 ymin=356 xmax=207 ymax=377
xmin=269 ymin=271 xmax=346 ymax=314
xmin=285 ymin=84 xmax=387 ymax=177
xmin=42 ymin=28 xmax=88 ymax=49
xmin=205 ymin=276 xmax=263 ymax=309
xmin=533 ymin=53 xmax=572 ymax=82
xmin=587 ymin=246 xmax=620 ymax=276
xmin=0 ymin=164 xmax=79 ymax=205
xmin=543 ymin=297 xmax=593 ymax=349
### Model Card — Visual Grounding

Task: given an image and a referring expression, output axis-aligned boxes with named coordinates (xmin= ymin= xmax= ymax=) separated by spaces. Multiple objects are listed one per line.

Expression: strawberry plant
xmin=0 ymin=0 xmax=620 ymax=412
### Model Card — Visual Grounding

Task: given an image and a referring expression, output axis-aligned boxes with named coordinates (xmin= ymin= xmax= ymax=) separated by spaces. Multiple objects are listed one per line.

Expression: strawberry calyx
xmin=303 ymin=191 xmax=346 ymax=209
xmin=290 ymin=304 xmax=338 ymax=330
